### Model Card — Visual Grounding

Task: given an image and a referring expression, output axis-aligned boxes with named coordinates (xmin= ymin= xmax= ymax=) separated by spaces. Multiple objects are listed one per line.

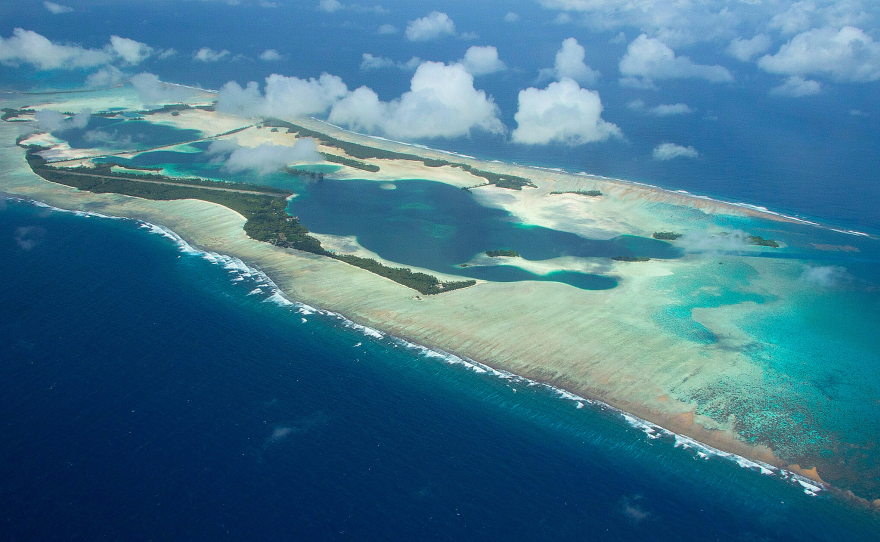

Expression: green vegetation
xmin=333 ymin=254 xmax=476 ymax=295
xmin=141 ymin=103 xmax=193 ymax=116
xmin=320 ymin=152 xmax=381 ymax=172
xmin=24 ymin=146 xmax=473 ymax=295
xmin=749 ymin=235 xmax=779 ymax=248
xmin=653 ymin=231 xmax=682 ymax=241
xmin=612 ymin=256 xmax=651 ymax=262
xmin=549 ymin=190 xmax=602 ymax=197
xmin=485 ymin=249 xmax=520 ymax=257
xmin=263 ymin=118 xmax=534 ymax=190
xmin=2 ymin=108 xmax=35 ymax=121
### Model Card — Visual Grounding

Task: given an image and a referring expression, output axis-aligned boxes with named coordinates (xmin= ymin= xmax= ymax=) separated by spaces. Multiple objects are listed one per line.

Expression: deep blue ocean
xmin=3 ymin=1 xmax=880 ymax=538
xmin=2 ymin=198 xmax=879 ymax=540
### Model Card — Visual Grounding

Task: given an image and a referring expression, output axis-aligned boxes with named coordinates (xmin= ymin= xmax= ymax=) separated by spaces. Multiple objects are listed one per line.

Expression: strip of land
xmin=4 ymin=89 xmax=878 ymax=504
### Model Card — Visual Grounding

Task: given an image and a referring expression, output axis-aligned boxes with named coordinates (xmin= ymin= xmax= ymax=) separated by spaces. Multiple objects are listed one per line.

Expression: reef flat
xmin=3 ymin=85 xmax=879 ymax=504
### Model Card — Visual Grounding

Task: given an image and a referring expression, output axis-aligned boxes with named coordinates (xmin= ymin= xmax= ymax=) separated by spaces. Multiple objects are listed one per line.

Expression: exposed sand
xmin=0 ymin=93 xmax=834 ymax=487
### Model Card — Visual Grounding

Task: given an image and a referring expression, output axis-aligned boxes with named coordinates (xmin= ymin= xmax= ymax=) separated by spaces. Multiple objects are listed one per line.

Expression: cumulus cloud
xmin=801 ymin=265 xmax=849 ymax=287
xmin=620 ymin=35 xmax=733 ymax=85
xmin=259 ymin=49 xmax=282 ymax=61
xmin=653 ymin=142 xmax=698 ymax=160
xmin=86 ymin=66 xmax=126 ymax=88
xmin=767 ymin=1 xmax=870 ymax=37
xmin=360 ymin=53 xmax=422 ymax=72
xmin=511 ymin=78 xmax=621 ymax=146
xmin=32 ymin=109 xmax=91 ymax=133
xmin=130 ymin=72 xmax=200 ymax=105
xmin=194 ymin=47 xmax=230 ymax=62
xmin=460 ymin=46 xmax=506 ymax=76
xmin=317 ymin=0 xmax=342 ymax=12
xmin=360 ymin=53 xmax=396 ymax=70
xmin=504 ymin=12 xmax=520 ymax=23
xmin=216 ymin=73 xmax=348 ymax=118
xmin=329 ymin=61 xmax=504 ymax=139
xmin=540 ymin=38 xmax=600 ymax=86
xmin=377 ymin=24 xmax=399 ymax=35
xmin=43 ymin=1 xmax=73 ymax=14
xmin=405 ymin=11 xmax=456 ymax=41
xmin=207 ymin=138 xmax=323 ymax=175
xmin=628 ymin=100 xmax=695 ymax=115
xmin=758 ymin=26 xmax=880 ymax=82
xmin=108 ymin=36 xmax=153 ymax=65
xmin=727 ymin=35 xmax=772 ymax=62
xmin=0 ymin=28 xmax=112 ymax=70
xmin=770 ymin=75 xmax=821 ymax=97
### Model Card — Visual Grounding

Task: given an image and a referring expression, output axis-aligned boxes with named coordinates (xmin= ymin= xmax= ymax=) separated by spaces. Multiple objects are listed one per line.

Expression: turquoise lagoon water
xmin=2 ymin=198 xmax=879 ymax=541
xmin=95 ymin=145 xmax=683 ymax=290
xmin=51 ymin=116 xmax=202 ymax=154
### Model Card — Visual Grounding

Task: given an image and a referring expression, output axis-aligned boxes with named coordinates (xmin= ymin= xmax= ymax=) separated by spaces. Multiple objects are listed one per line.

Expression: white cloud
xmin=511 ymin=78 xmax=621 ymax=146
xmin=207 ymin=138 xmax=323 ymax=175
xmin=504 ymin=12 xmax=520 ymax=23
xmin=86 ymin=66 xmax=126 ymax=88
xmin=360 ymin=53 xmax=422 ymax=72
xmin=766 ymin=1 xmax=870 ymax=37
xmin=0 ymin=28 xmax=112 ymax=70
xmin=620 ymin=35 xmax=734 ymax=85
xmin=758 ymin=26 xmax=880 ymax=82
xmin=329 ymin=61 xmax=503 ymax=139
xmin=460 ymin=46 xmax=506 ymax=76
xmin=33 ymin=109 xmax=91 ymax=133
xmin=405 ymin=11 xmax=456 ymax=42
xmin=727 ymin=35 xmax=772 ymax=62
xmin=377 ymin=24 xmax=399 ymax=35
xmin=769 ymin=1 xmax=816 ymax=35
xmin=158 ymin=48 xmax=178 ymax=60
xmin=130 ymin=72 xmax=201 ymax=105
xmin=317 ymin=0 xmax=342 ymax=12
xmin=109 ymin=36 xmax=153 ymax=65
xmin=770 ymin=75 xmax=821 ymax=96
xmin=193 ymin=47 xmax=230 ymax=62
xmin=801 ymin=265 xmax=849 ymax=287
xmin=259 ymin=49 xmax=282 ymax=61
xmin=677 ymin=230 xmax=751 ymax=253
xmin=629 ymin=100 xmax=695 ymax=115
xmin=216 ymin=73 xmax=349 ymax=118
xmin=653 ymin=142 xmax=698 ymax=160
xmin=651 ymin=103 xmax=695 ymax=115
xmin=537 ymin=0 xmax=878 ymax=49
xmin=542 ymin=38 xmax=600 ymax=86
xmin=43 ymin=1 xmax=73 ymax=14
xmin=360 ymin=53 xmax=396 ymax=70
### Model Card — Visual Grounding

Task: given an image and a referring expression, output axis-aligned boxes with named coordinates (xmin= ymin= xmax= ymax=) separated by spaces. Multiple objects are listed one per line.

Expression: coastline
xmin=3 ymin=97 xmax=879 ymax=506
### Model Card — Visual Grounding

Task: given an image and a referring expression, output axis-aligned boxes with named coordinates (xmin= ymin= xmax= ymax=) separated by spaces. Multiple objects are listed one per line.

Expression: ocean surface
xmin=3 ymin=1 xmax=880 ymax=538
xmin=2 ymin=0 xmax=879 ymax=233
xmin=3 ymin=197 xmax=879 ymax=540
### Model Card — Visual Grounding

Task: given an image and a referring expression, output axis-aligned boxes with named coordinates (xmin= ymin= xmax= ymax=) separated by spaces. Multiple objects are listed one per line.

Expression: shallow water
xmin=2 ymin=198 xmax=879 ymax=541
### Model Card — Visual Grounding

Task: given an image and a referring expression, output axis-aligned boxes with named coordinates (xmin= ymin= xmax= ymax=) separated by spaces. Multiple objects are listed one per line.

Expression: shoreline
xmin=306 ymin=116 xmax=877 ymax=240
xmin=1 ymin=193 xmax=830 ymax=500
xmin=3 ymin=95 xmax=879 ymax=506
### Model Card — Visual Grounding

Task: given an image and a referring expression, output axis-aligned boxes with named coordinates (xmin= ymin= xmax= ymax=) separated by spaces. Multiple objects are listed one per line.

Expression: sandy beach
xmin=2 ymin=89 xmax=860 ymax=496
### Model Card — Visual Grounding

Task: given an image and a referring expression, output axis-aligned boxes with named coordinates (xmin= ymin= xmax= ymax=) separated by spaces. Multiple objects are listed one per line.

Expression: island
xmin=2 ymin=85 xmax=878 ymax=506
xmin=485 ymin=249 xmax=520 ymax=257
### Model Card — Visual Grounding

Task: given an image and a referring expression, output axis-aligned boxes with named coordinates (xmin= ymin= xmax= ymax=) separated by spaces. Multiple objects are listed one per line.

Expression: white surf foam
xmin=15 ymin=196 xmax=828 ymax=498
